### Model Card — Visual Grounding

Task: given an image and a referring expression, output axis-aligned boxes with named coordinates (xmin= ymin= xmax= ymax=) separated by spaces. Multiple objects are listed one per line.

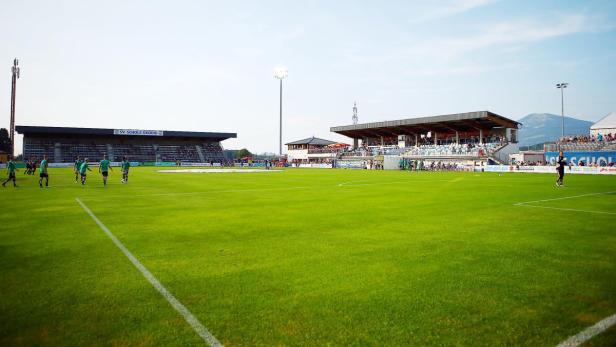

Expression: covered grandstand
xmin=331 ymin=111 xmax=520 ymax=166
xmin=16 ymin=126 xmax=236 ymax=163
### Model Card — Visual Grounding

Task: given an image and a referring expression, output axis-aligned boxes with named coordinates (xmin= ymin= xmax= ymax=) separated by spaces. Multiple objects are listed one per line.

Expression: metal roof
xmin=16 ymin=125 xmax=236 ymax=141
xmin=330 ymin=111 xmax=519 ymax=139
xmin=285 ymin=136 xmax=337 ymax=146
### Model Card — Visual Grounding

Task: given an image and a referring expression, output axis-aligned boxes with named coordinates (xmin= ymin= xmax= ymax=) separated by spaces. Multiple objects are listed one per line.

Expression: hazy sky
xmin=1 ymin=0 xmax=615 ymax=154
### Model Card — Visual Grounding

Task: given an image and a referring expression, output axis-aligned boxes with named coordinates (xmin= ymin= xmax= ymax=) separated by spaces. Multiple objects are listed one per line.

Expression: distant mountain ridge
xmin=517 ymin=113 xmax=593 ymax=147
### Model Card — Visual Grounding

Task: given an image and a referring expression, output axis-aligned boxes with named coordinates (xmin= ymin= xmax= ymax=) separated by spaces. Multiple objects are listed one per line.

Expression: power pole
xmin=10 ymin=58 xmax=20 ymax=157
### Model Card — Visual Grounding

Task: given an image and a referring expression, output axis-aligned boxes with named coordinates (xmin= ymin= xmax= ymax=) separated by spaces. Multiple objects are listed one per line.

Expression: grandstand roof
xmin=330 ymin=111 xmax=519 ymax=138
xmin=285 ymin=137 xmax=337 ymax=146
xmin=15 ymin=125 xmax=236 ymax=141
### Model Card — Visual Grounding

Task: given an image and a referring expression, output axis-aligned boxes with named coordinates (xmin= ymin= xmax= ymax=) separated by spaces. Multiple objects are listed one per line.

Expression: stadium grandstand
xmin=331 ymin=111 xmax=520 ymax=166
xmin=16 ymin=126 xmax=236 ymax=163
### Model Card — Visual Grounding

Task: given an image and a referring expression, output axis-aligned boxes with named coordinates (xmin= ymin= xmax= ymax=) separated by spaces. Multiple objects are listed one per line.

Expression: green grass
xmin=1 ymin=167 xmax=615 ymax=346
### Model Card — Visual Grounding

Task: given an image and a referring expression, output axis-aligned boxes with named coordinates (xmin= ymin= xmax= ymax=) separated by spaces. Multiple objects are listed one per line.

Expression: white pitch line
xmin=556 ymin=313 xmax=616 ymax=347
xmin=76 ymin=198 xmax=222 ymax=347
xmin=515 ymin=204 xmax=616 ymax=215
xmin=514 ymin=191 xmax=616 ymax=205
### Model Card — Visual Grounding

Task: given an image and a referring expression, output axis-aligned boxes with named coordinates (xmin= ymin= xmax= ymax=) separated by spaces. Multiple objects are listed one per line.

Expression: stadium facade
xmin=16 ymin=125 xmax=236 ymax=163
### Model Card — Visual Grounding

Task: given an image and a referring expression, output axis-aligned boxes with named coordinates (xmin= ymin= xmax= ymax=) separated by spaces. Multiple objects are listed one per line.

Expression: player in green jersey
xmin=99 ymin=155 xmax=113 ymax=186
xmin=79 ymin=158 xmax=92 ymax=185
xmin=121 ymin=157 xmax=130 ymax=183
xmin=74 ymin=156 xmax=82 ymax=182
xmin=2 ymin=155 xmax=18 ymax=188
xmin=39 ymin=155 xmax=49 ymax=188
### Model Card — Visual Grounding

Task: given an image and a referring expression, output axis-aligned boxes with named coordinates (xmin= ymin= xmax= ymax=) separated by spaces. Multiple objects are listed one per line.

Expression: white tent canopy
xmin=590 ymin=112 xmax=616 ymax=135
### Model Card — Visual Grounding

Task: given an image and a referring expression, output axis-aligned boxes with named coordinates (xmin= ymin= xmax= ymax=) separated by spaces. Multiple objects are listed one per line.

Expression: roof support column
xmin=434 ymin=131 xmax=437 ymax=145
xmin=415 ymin=134 xmax=419 ymax=147
xmin=479 ymin=129 xmax=483 ymax=144
xmin=353 ymin=138 xmax=358 ymax=149
xmin=381 ymin=136 xmax=384 ymax=146
xmin=456 ymin=131 xmax=459 ymax=145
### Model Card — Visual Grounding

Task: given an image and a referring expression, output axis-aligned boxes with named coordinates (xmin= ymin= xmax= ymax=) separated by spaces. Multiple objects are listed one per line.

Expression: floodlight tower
xmin=352 ymin=101 xmax=358 ymax=125
xmin=274 ymin=68 xmax=288 ymax=157
xmin=556 ymin=82 xmax=568 ymax=139
xmin=10 ymin=58 xmax=20 ymax=157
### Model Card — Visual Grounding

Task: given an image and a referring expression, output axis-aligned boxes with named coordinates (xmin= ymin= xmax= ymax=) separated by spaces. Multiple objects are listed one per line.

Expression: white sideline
xmin=76 ymin=198 xmax=222 ymax=347
xmin=556 ymin=313 xmax=616 ymax=347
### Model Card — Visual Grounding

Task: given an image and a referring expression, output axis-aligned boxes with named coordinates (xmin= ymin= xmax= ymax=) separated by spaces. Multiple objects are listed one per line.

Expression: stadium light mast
xmin=10 ymin=58 xmax=20 ymax=157
xmin=274 ymin=68 xmax=287 ymax=157
xmin=556 ymin=82 xmax=568 ymax=139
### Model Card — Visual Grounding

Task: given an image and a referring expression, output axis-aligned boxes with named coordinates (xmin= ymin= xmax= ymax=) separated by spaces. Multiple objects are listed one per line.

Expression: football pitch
xmin=1 ymin=167 xmax=615 ymax=346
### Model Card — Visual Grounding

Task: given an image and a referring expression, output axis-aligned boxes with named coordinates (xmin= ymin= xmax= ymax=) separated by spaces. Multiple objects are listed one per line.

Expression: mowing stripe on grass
xmin=556 ymin=313 xmax=616 ymax=347
xmin=76 ymin=198 xmax=223 ymax=347
xmin=337 ymin=179 xmax=453 ymax=187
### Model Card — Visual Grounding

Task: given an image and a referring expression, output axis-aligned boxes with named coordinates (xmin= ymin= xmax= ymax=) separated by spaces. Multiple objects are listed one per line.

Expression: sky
xmin=1 ymin=0 xmax=615 ymax=154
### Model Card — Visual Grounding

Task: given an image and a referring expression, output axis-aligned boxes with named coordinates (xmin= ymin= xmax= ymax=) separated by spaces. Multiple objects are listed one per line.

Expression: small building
xmin=286 ymin=137 xmax=346 ymax=164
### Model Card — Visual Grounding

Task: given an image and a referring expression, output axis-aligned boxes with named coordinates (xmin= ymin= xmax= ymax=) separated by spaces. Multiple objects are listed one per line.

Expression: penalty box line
xmin=513 ymin=191 xmax=616 ymax=215
xmin=75 ymin=198 xmax=222 ymax=347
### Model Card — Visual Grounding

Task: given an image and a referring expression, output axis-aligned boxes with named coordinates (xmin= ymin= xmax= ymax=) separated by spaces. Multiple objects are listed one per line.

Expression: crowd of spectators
xmin=404 ymin=143 xmax=501 ymax=157
xmin=559 ymin=133 xmax=616 ymax=143
xmin=398 ymin=158 xmax=466 ymax=171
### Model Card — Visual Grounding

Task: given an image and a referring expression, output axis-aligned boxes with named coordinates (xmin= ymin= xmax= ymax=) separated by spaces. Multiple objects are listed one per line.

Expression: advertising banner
xmin=485 ymin=165 xmax=616 ymax=175
xmin=114 ymin=129 xmax=164 ymax=136
xmin=545 ymin=151 xmax=616 ymax=166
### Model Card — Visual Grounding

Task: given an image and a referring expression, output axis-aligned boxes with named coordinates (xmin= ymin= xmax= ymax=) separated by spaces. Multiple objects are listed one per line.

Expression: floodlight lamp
xmin=274 ymin=68 xmax=288 ymax=79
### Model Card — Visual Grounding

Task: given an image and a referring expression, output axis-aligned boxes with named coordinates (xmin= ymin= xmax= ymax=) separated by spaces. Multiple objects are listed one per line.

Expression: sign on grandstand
xmin=114 ymin=129 xmax=164 ymax=136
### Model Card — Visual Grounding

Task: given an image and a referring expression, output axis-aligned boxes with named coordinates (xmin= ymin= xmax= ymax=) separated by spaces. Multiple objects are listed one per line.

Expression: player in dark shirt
xmin=556 ymin=151 xmax=566 ymax=187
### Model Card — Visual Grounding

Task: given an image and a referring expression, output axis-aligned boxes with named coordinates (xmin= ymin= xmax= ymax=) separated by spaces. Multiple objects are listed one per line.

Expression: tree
xmin=235 ymin=148 xmax=252 ymax=159
xmin=0 ymin=128 xmax=10 ymax=153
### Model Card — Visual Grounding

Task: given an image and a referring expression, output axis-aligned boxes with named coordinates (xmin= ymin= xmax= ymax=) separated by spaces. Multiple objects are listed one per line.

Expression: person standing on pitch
xmin=121 ymin=157 xmax=130 ymax=183
xmin=2 ymin=155 xmax=18 ymax=188
xmin=79 ymin=158 xmax=92 ymax=185
xmin=74 ymin=156 xmax=82 ymax=183
xmin=99 ymin=155 xmax=113 ymax=186
xmin=39 ymin=155 xmax=49 ymax=188
xmin=556 ymin=151 xmax=567 ymax=187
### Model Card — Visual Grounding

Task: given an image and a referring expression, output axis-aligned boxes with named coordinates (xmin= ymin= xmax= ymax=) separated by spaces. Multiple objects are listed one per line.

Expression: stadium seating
xmin=23 ymin=140 xmax=225 ymax=163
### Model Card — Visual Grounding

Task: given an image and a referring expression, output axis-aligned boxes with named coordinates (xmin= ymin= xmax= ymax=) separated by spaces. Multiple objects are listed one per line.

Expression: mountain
xmin=517 ymin=113 xmax=593 ymax=147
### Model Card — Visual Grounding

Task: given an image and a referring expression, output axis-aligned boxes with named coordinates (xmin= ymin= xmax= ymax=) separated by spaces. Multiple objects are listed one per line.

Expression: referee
xmin=556 ymin=151 xmax=566 ymax=187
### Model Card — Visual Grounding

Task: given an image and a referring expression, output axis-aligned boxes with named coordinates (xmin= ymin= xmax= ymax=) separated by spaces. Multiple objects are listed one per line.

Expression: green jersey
xmin=74 ymin=160 xmax=82 ymax=170
xmin=100 ymin=159 xmax=110 ymax=172
xmin=40 ymin=159 xmax=48 ymax=173
xmin=7 ymin=161 xmax=16 ymax=173
xmin=79 ymin=162 xmax=89 ymax=174
xmin=121 ymin=161 xmax=130 ymax=171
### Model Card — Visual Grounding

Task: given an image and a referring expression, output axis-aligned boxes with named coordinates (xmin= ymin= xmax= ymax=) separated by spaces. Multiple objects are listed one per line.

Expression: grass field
xmin=1 ymin=167 xmax=615 ymax=346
